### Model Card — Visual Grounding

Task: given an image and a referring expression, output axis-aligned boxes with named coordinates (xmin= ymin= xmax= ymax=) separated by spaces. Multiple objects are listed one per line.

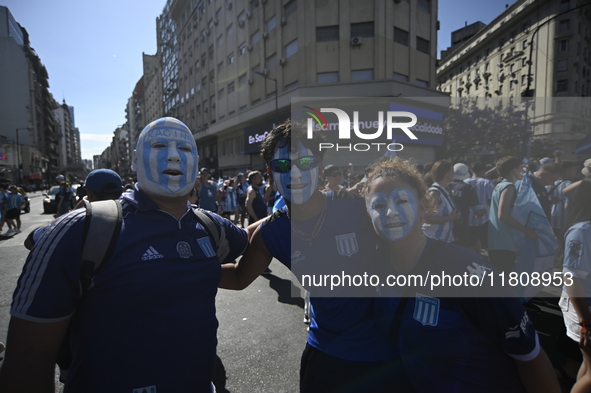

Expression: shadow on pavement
xmin=261 ymin=274 xmax=305 ymax=309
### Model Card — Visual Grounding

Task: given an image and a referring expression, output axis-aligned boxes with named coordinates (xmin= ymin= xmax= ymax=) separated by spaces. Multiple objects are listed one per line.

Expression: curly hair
xmin=260 ymin=119 xmax=325 ymax=165
xmin=364 ymin=157 xmax=435 ymax=214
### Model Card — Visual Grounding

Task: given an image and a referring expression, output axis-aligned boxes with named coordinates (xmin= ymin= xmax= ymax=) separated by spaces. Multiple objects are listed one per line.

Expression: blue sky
xmin=3 ymin=0 xmax=514 ymax=161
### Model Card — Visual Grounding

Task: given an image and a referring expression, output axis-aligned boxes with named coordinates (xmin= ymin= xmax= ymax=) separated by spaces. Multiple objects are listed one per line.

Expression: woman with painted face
xmin=366 ymin=157 xmax=560 ymax=393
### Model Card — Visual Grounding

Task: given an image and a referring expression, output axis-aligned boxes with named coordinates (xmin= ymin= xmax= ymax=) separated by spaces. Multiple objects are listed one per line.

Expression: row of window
xmin=394 ymin=27 xmax=430 ymax=54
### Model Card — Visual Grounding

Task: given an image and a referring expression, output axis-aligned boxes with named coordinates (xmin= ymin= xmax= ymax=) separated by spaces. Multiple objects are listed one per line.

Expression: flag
xmin=0 ymin=152 xmax=6 ymax=160
xmin=511 ymin=174 xmax=557 ymax=300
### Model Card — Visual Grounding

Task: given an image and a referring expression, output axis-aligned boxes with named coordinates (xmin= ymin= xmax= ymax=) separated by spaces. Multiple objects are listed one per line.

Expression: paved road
xmin=0 ymin=194 xmax=308 ymax=392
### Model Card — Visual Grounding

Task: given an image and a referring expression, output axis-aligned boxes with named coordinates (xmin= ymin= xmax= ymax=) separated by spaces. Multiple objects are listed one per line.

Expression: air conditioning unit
xmin=350 ymin=36 xmax=363 ymax=46
xmin=262 ymin=68 xmax=269 ymax=76
xmin=227 ymin=1 xmax=233 ymax=10
xmin=279 ymin=57 xmax=286 ymax=66
xmin=213 ymin=18 xmax=219 ymax=26
xmin=263 ymin=32 xmax=269 ymax=39
xmin=247 ymin=44 xmax=253 ymax=51
xmin=280 ymin=16 xmax=287 ymax=26
xmin=246 ymin=11 xmax=253 ymax=19
xmin=248 ymin=77 xmax=254 ymax=85
xmin=238 ymin=19 xmax=245 ymax=28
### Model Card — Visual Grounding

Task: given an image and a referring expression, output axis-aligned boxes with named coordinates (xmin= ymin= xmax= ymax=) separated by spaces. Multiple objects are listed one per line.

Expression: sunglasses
xmin=269 ymin=157 xmax=319 ymax=173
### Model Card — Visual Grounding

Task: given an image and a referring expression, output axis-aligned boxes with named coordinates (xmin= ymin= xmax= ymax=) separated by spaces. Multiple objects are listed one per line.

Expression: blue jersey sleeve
xmin=463 ymin=297 xmax=539 ymax=361
xmin=563 ymin=224 xmax=591 ymax=280
xmin=206 ymin=211 xmax=248 ymax=263
xmin=10 ymin=210 xmax=87 ymax=322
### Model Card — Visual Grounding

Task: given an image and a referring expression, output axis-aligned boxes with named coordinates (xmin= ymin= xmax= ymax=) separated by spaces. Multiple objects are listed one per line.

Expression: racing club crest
xmin=177 ymin=241 xmax=193 ymax=259
xmin=413 ymin=294 xmax=440 ymax=326
xmin=335 ymin=233 xmax=359 ymax=257
xmin=569 ymin=240 xmax=584 ymax=258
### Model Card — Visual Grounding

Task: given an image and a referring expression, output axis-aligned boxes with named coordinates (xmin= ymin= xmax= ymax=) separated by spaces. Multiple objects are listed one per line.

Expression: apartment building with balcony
xmin=436 ymin=0 xmax=591 ymax=160
xmin=161 ymin=0 xmax=445 ymax=175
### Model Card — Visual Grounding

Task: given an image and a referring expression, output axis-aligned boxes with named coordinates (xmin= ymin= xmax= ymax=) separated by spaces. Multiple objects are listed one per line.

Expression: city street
xmin=0 ymin=193 xmax=308 ymax=392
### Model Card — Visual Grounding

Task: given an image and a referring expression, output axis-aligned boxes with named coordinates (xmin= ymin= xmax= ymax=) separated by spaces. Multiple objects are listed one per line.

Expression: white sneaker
xmin=14 ymin=229 xmax=21 ymax=234
xmin=6 ymin=229 xmax=15 ymax=235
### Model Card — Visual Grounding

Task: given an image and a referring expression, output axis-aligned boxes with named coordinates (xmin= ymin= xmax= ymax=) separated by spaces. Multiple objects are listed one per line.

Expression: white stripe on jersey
xmin=12 ymin=209 xmax=86 ymax=316
xmin=464 ymin=177 xmax=494 ymax=227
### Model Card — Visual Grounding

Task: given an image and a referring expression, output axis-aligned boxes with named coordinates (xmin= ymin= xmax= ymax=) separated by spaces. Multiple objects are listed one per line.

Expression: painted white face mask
xmin=271 ymin=142 xmax=319 ymax=205
xmin=367 ymin=187 xmax=418 ymax=242
xmin=132 ymin=117 xmax=198 ymax=197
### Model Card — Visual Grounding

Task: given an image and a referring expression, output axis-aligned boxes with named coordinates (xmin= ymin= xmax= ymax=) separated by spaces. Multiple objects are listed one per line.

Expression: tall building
xmin=143 ymin=52 xmax=164 ymax=124
xmin=436 ymin=0 xmax=591 ymax=160
xmin=164 ymin=0 xmax=444 ymax=174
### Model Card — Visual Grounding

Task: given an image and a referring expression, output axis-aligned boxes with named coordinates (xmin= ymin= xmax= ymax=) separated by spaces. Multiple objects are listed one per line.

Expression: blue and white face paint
xmin=367 ymin=186 xmax=418 ymax=242
xmin=132 ymin=117 xmax=198 ymax=197
xmin=272 ymin=142 xmax=319 ymax=205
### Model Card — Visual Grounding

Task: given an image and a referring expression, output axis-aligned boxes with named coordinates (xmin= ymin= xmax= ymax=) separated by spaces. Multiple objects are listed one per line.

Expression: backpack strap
xmin=192 ymin=208 xmax=230 ymax=262
xmin=80 ymin=199 xmax=123 ymax=292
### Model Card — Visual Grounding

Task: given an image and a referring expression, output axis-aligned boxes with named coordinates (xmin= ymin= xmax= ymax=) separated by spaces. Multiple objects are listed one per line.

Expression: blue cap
xmin=237 ymin=172 xmax=245 ymax=177
xmin=85 ymin=169 xmax=122 ymax=193
xmin=539 ymin=157 xmax=553 ymax=165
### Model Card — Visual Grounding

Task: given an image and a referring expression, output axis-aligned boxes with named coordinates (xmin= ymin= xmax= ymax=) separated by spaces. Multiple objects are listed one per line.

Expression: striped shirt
xmin=464 ymin=177 xmax=494 ymax=227
xmin=547 ymin=179 xmax=572 ymax=230
xmin=423 ymin=182 xmax=455 ymax=243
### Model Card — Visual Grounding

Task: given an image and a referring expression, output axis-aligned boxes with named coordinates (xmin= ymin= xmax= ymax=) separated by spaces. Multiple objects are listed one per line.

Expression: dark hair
xmin=323 ymin=164 xmax=339 ymax=178
xmin=365 ymin=157 xmax=434 ymax=215
xmin=260 ymin=118 xmax=325 ymax=165
xmin=496 ymin=156 xmax=521 ymax=178
xmin=471 ymin=162 xmax=486 ymax=174
xmin=558 ymin=178 xmax=591 ymax=257
xmin=248 ymin=170 xmax=261 ymax=183
xmin=93 ymin=191 xmax=123 ymax=201
xmin=431 ymin=160 xmax=452 ymax=183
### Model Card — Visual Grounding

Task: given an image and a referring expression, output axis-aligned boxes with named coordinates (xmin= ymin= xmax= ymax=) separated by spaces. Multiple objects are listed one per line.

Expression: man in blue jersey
xmin=220 ymin=120 xmax=413 ymax=392
xmin=0 ymin=117 xmax=248 ymax=393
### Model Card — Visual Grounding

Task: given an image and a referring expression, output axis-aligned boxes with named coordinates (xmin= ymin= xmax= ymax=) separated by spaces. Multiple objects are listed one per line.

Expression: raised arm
xmin=219 ymin=225 xmax=273 ymax=290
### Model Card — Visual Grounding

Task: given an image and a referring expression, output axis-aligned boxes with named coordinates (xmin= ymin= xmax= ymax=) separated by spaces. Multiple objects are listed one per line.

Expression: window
xmin=285 ymin=39 xmax=298 ymax=58
xmin=522 ymin=58 xmax=527 ymax=67
xmin=228 ymin=53 xmax=235 ymax=65
xmin=218 ymin=61 xmax=224 ymax=72
xmin=350 ymin=22 xmax=374 ymax=38
xmin=559 ymin=19 xmax=570 ymax=32
xmin=216 ymin=8 xmax=222 ymax=21
xmin=351 ymin=69 xmax=374 ymax=81
xmin=521 ymin=75 xmax=527 ymax=85
xmin=416 ymin=79 xmax=429 ymax=87
xmin=238 ymin=73 xmax=247 ymax=87
xmin=393 ymin=72 xmax=408 ymax=82
xmin=317 ymin=72 xmax=339 ymax=84
xmin=266 ymin=16 xmax=276 ymax=32
xmin=417 ymin=37 xmax=430 ymax=54
xmin=558 ymin=39 xmax=569 ymax=52
xmin=226 ymin=23 xmax=234 ymax=36
xmin=197 ymin=82 xmax=201 ymax=91
xmin=417 ymin=0 xmax=430 ymax=13
xmin=238 ymin=11 xmax=246 ymax=24
xmin=249 ymin=0 xmax=258 ymax=12
xmin=208 ymin=19 xmax=214 ymax=29
xmin=228 ymin=82 xmax=235 ymax=93
xmin=203 ymin=76 xmax=208 ymax=86
xmin=556 ymin=59 xmax=568 ymax=71
xmin=557 ymin=79 xmax=568 ymax=91
xmin=218 ymin=88 xmax=225 ymax=99
xmin=209 ymin=44 xmax=214 ymax=59
xmin=316 ymin=25 xmax=339 ymax=42
xmin=196 ymin=104 xmax=201 ymax=114
xmin=251 ymin=30 xmax=260 ymax=44
xmin=239 ymin=43 xmax=247 ymax=55
xmin=266 ymin=53 xmax=277 ymax=68
xmin=217 ymin=34 xmax=224 ymax=46
xmin=195 ymin=60 xmax=200 ymax=70
xmin=394 ymin=27 xmax=409 ymax=46
xmin=522 ymin=40 xmax=527 ymax=50
xmin=285 ymin=81 xmax=298 ymax=91
xmin=284 ymin=0 xmax=297 ymax=18
xmin=209 ymin=69 xmax=215 ymax=81
xmin=559 ymin=0 xmax=570 ymax=12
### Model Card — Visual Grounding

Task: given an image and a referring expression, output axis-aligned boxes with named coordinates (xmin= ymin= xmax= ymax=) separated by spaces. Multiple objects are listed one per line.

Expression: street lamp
xmin=254 ymin=71 xmax=280 ymax=127
xmin=523 ymin=1 xmax=591 ymax=97
xmin=15 ymin=127 xmax=31 ymax=185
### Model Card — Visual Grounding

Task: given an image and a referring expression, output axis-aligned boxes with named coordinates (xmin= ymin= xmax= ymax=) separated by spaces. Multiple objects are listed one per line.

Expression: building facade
xmin=437 ymin=0 xmax=591 ymax=160
xmin=162 ymin=0 xmax=444 ymax=175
